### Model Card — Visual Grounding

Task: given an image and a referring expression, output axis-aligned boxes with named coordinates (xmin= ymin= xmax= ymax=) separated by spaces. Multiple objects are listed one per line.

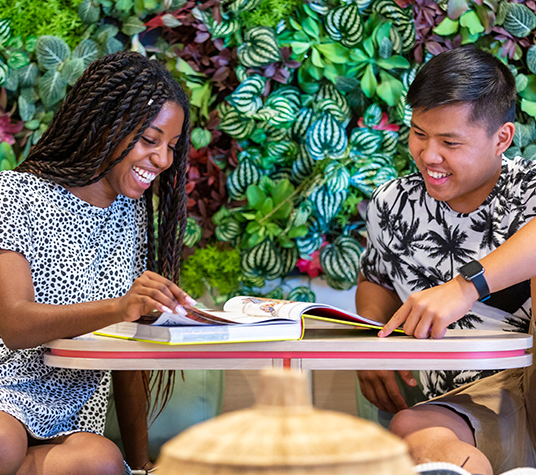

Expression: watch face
xmin=460 ymin=260 xmax=484 ymax=278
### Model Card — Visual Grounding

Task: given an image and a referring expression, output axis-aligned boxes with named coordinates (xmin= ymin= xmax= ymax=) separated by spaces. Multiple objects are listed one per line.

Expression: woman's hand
xmin=379 ymin=276 xmax=479 ymax=339
xmin=116 ymin=270 xmax=196 ymax=322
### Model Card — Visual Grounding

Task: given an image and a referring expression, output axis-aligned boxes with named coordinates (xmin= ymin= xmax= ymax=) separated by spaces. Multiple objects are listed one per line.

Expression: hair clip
xmin=147 ymin=99 xmax=154 ymax=106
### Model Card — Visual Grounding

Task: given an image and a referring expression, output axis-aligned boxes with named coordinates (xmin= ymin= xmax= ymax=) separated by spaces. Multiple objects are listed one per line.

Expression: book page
xmin=223 ymin=296 xmax=318 ymax=321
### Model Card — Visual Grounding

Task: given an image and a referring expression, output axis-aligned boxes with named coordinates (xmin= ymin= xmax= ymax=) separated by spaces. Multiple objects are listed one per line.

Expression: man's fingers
xmin=398 ymin=370 xmax=418 ymax=387
xmin=379 ymin=304 xmax=410 ymax=337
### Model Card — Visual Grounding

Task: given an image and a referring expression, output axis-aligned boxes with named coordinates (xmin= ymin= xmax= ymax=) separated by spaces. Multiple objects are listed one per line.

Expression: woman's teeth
xmin=133 ymin=166 xmax=156 ymax=184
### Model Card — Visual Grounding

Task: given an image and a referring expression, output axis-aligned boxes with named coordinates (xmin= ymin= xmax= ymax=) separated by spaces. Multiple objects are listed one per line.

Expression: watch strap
xmin=470 ymin=272 xmax=490 ymax=302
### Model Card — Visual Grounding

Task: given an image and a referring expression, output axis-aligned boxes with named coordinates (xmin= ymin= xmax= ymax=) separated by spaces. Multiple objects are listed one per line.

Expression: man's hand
xmin=357 ymin=370 xmax=417 ymax=413
xmin=379 ymin=276 xmax=479 ymax=339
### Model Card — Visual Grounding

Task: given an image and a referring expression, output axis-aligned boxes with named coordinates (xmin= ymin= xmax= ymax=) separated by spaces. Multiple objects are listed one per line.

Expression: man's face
xmin=409 ymin=103 xmax=505 ymax=214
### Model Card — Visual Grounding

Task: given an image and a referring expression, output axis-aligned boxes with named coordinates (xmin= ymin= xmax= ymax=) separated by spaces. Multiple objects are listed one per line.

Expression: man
xmin=355 ymin=46 xmax=535 ymax=433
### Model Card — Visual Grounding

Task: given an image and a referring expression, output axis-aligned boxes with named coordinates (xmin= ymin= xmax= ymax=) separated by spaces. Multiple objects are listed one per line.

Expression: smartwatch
xmin=458 ymin=260 xmax=490 ymax=302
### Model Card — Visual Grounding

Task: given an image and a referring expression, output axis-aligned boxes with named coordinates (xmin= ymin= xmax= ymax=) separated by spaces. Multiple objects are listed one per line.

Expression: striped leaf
xmin=0 ymin=62 xmax=9 ymax=87
xmin=17 ymin=63 xmax=38 ymax=87
xmin=227 ymin=159 xmax=262 ymax=200
xmin=311 ymin=186 xmax=347 ymax=226
xmin=288 ymin=286 xmax=316 ymax=303
xmin=0 ymin=19 xmax=11 ymax=47
xmin=288 ymin=199 xmax=313 ymax=228
xmin=381 ymin=130 xmax=399 ymax=155
xmin=291 ymin=107 xmax=316 ymax=141
xmin=325 ymin=3 xmax=364 ymax=48
xmin=241 ymin=239 xmax=284 ymax=280
xmin=18 ymin=95 xmax=36 ymax=122
xmin=238 ymin=27 xmax=281 ymax=68
xmin=260 ymin=96 xmax=298 ymax=128
xmin=35 ymin=36 xmax=70 ymax=70
xmin=219 ymin=104 xmax=256 ymax=139
xmin=320 ymin=236 xmax=362 ymax=285
xmin=224 ymin=0 xmax=262 ymax=14
xmin=37 ymin=69 xmax=67 ymax=108
xmin=183 ymin=217 xmax=203 ymax=247
xmin=373 ymin=0 xmax=415 ymax=52
xmin=306 ymin=114 xmax=348 ymax=160
xmin=315 ymin=98 xmax=349 ymax=124
xmin=363 ymin=103 xmax=383 ymax=127
xmin=265 ymin=125 xmax=291 ymax=142
xmin=226 ymin=75 xmax=266 ymax=117
xmin=324 ymin=162 xmax=351 ymax=193
xmin=280 ymin=246 xmax=299 ymax=276
xmin=211 ymin=19 xmax=241 ymax=39
xmin=73 ymin=39 xmax=100 ymax=67
xmin=269 ymin=86 xmax=301 ymax=109
xmin=349 ymin=128 xmax=383 ymax=156
xmin=215 ymin=217 xmax=242 ymax=241
xmin=315 ymin=83 xmax=351 ymax=123
xmin=296 ymin=232 xmax=323 ymax=258
xmin=291 ymin=144 xmax=316 ymax=182
xmin=504 ymin=3 xmax=536 ymax=38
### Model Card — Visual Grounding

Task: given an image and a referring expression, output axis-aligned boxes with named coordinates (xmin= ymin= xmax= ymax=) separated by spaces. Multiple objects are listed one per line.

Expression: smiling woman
xmin=0 ymin=51 xmax=194 ymax=475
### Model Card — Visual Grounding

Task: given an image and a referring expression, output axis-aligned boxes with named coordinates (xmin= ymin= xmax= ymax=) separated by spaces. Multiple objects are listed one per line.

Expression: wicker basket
xmin=156 ymin=369 xmax=416 ymax=475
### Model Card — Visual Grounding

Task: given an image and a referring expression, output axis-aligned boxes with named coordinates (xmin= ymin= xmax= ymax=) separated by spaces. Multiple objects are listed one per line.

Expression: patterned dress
xmin=361 ymin=156 xmax=536 ymax=398
xmin=0 ymin=170 xmax=146 ymax=446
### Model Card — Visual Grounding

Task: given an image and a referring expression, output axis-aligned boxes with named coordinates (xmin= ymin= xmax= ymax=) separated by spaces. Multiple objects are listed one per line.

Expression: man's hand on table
xmin=379 ymin=276 xmax=479 ymax=339
xmin=357 ymin=370 xmax=417 ymax=414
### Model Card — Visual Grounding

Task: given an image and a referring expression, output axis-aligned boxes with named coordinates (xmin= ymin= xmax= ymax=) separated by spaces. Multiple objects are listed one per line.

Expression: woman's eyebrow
xmin=148 ymin=125 xmax=181 ymax=138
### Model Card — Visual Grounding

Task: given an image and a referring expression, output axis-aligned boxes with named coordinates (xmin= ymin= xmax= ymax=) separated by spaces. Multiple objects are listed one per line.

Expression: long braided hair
xmin=16 ymin=51 xmax=190 ymax=413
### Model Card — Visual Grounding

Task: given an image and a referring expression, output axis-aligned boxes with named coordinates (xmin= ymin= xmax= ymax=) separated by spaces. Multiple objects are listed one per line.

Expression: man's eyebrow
xmin=148 ymin=125 xmax=181 ymax=138
xmin=410 ymin=121 xmax=464 ymax=138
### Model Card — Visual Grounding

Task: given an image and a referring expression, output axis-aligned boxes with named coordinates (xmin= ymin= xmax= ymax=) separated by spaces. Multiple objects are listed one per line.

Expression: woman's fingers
xmin=144 ymin=271 xmax=197 ymax=307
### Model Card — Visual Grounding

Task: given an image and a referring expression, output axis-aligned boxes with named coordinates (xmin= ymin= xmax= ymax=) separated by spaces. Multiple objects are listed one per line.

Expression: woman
xmin=0 ymin=51 xmax=193 ymax=475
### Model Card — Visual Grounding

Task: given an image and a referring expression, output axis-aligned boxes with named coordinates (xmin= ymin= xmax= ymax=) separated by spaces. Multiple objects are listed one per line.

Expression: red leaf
xmin=185 ymin=182 xmax=196 ymax=194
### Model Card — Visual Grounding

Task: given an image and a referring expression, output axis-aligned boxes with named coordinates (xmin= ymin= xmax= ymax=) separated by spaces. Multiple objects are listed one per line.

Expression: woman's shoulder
xmin=0 ymin=170 xmax=42 ymax=200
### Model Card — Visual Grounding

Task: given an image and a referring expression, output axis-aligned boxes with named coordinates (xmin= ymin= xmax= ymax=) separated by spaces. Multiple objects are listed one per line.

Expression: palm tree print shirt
xmin=361 ymin=156 xmax=536 ymax=398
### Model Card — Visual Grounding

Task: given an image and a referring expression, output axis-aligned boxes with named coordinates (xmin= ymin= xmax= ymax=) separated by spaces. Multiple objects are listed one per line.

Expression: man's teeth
xmin=133 ymin=166 xmax=156 ymax=184
xmin=428 ymin=170 xmax=450 ymax=179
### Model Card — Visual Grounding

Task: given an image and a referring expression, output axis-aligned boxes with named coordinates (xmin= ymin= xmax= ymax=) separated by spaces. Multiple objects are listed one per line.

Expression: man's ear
xmin=495 ymin=122 xmax=515 ymax=156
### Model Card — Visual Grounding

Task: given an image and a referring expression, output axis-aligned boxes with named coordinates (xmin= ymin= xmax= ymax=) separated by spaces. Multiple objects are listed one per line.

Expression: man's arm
xmin=381 ymin=217 xmax=536 ymax=339
xmin=355 ymin=274 xmax=418 ymax=413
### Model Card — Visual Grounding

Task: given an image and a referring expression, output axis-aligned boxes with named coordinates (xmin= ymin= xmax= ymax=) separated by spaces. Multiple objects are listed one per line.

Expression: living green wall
xmin=1 ymin=0 xmax=535 ymax=303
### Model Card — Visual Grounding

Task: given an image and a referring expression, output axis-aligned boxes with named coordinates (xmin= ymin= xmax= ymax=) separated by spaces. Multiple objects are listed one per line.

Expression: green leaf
xmin=72 ymin=39 xmax=99 ymax=67
xmin=212 ymin=206 xmax=231 ymax=225
xmin=527 ymin=46 xmax=536 ymax=74
xmin=116 ymin=0 xmax=134 ymax=11
xmin=246 ymin=185 xmax=266 ymax=210
xmin=175 ymin=57 xmax=205 ymax=77
xmin=273 ymin=202 xmax=293 ymax=220
xmin=79 ymin=0 xmax=101 ymax=24
xmin=266 ymin=223 xmax=283 ymax=236
xmin=363 ymin=37 xmax=375 ymax=58
xmin=25 ymin=36 xmax=38 ymax=53
xmin=433 ymin=17 xmax=460 ymax=36
xmin=271 ymin=179 xmax=294 ymax=206
xmin=122 ymin=16 xmax=147 ymax=36
xmin=315 ymin=43 xmax=349 ymax=64
xmin=0 ymin=143 xmax=17 ymax=171
xmin=162 ymin=13 xmax=181 ymax=28
xmin=17 ymin=64 xmax=38 ymax=87
xmin=459 ymin=10 xmax=485 ymax=35
xmin=37 ymin=69 xmax=67 ymax=108
xmin=35 ymin=36 xmax=70 ymax=71
xmin=24 ymin=119 xmax=40 ymax=130
xmin=261 ymin=197 xmax=274 ymax=215
xmin=191 ymin=127 xmax=212 ymax=149
xmin=349 ymin=49 xmax=369 ymax=64
xmin=288 ymin=225 xmax=308 ymax=238
xmin=311 ymin=47 xmax=324 ymax=68
xmin=302 ymin=17 xmax=320 ymax=40
xmin=377 ymin=71 xmax=403 ymax=106
xmin=60 ymin=58 xmax=85 ymax=86
xmin=290 ymin=41 xmax=311 ymax=55
xmin=246 ymin=221 xmax=262 ymax=234
xmin=521 ymin=99 xmax=536 ymax=118
xmin=504 ymin=3 xmax=536 ymax=38
xmin=361 ymin=64 xmax=377 ymax=98
xmin=7 ymin=35 xmax=23 ymax=50
xmin=7 ymin=52 xmax=29 ymax=70
xmin=375 ymin=55 xmax=410 ymax=70
xmin=247 ymin=232 xmax=264 ymax=248
xmin=18 ymin=95 xmax=36 ymax=122
xmin=460 ymin=26 xmax=479 ymax=44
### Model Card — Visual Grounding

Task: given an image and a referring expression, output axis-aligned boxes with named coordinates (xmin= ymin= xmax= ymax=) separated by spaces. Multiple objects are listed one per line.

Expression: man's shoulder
xmin=371 ymin=172 xmax=424 ymax=204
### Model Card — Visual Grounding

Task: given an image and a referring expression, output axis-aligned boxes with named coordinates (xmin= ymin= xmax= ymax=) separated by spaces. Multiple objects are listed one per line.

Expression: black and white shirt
xmin=0 ymin=170 xmax=147 ymax=441
xmin=361 ymin=156 xmax=536 ymax=398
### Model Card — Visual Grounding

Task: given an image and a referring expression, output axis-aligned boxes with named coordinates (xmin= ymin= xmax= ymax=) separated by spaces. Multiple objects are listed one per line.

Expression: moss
xmin=181 ymin=244 xmax=243 ymax=300
xmin=0 ymin=0 xmax=85 ymax=49
xmin=239 ymin=0 xmax=301 ymax=29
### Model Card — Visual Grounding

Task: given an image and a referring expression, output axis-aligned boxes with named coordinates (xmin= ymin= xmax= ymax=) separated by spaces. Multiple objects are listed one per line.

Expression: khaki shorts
xmin=424 ymin=367 xmax=536 ymax=474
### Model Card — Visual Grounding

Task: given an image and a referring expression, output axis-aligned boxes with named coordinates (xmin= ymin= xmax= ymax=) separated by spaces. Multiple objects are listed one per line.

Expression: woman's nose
xmin=150 ymin=144 xmax=173 ymax=170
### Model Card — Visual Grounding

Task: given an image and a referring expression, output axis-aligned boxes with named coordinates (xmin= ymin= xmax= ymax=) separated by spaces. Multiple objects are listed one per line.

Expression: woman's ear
xmin=495 ymin=122 xmax=515 ymax=156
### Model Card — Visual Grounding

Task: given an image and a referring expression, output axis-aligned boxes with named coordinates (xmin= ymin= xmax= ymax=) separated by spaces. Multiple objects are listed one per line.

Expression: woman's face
xmin=67 ymin=101 xmax=185 ymax=208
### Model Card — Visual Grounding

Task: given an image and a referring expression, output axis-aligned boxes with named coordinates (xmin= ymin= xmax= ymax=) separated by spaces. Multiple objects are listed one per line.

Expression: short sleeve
xmin=0 ymin=173 xmax=34 ymax=260
xmin=360 ymin=187 xmax=395 ymax=290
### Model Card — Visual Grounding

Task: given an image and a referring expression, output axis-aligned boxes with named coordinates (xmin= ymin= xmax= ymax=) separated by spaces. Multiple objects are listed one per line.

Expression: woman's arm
xmin=0 ymin=250 xmax=192 ymax=349
xmin=380 ymin=218 xmax=536 ymax=339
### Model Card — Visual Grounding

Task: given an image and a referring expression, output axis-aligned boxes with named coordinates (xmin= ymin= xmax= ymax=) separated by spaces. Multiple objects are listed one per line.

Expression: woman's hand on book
xmin=116 ymin=271 xmax=197 ymax=322
xmin=379 ymin=276 xmax=478 ymax=339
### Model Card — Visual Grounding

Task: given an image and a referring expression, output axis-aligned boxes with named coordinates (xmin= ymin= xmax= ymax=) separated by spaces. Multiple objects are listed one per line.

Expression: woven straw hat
xmin=156 ymin=369 xmax=416 ymax=475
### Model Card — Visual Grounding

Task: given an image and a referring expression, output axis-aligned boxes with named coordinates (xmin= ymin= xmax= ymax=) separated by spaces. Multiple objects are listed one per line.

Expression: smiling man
xmin=354 ymin=46 xmax=536 ymax=442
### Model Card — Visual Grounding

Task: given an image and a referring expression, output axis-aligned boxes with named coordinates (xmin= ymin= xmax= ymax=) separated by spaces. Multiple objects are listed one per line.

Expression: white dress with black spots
xmin=0 ymin=171 xmax=146 ymax=448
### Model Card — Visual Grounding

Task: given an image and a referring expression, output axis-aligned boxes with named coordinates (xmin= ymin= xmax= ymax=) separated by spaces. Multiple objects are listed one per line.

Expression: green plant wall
xmin=1 ymin=0 xmax=536 ymax=303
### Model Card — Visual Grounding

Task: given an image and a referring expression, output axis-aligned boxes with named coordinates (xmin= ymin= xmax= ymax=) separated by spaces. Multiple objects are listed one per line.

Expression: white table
xmin=44 ymin=329 xmax=533 ymax=371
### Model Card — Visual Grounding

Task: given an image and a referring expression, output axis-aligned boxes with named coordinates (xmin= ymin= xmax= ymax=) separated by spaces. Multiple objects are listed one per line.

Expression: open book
xmin=94 ymin=296 xmax=400 ymax=345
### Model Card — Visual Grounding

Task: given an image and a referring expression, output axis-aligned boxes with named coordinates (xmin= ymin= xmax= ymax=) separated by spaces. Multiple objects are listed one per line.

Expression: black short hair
xmin=407 ymin=46 xmax=516 ymax=135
